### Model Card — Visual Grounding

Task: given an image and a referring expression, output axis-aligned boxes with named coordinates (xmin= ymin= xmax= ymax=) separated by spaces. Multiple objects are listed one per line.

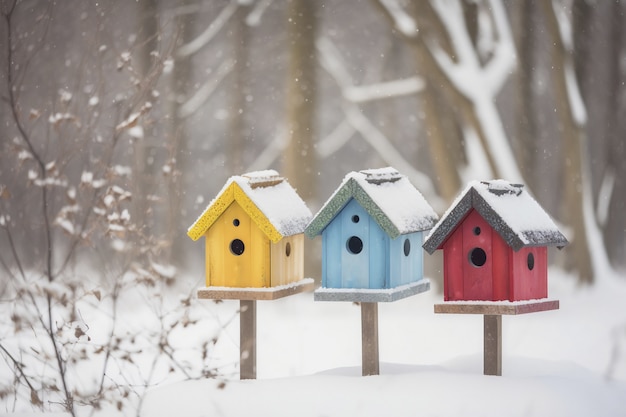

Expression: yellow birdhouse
xmin=187 ymin=170 xmax=313 ymax=300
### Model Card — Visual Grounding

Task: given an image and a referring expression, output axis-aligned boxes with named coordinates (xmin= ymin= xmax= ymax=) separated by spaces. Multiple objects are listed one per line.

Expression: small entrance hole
xmin=347 ymin=236 xmax=363 ymax=254
xmin=469 ymin=247 xmax=487 ymax=267
xmin=285 ymin=242 xmax=291 ymax=257
xmin=230 ymin=239 xmax=245 ymax=256
xmin=352 ymin=215 xmax=360 ymax=223
xmin=527 ymin=253 xmax=535 ymax=270
xmin=403 ymin=239 xmax=411 ymax=256
xmin=233 ymin=219 xmax=240 ymax=227
xmin=473 ymin=226 xmax=481 ymax=236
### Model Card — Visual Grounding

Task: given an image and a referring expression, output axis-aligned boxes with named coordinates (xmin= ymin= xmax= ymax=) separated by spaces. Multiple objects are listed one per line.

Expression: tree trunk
xmin=513 ymin=0 xmax=538 ymax=190
xmin=603 ymin=0 xmax=626 ymax=269
xmin=542 ymin=1 xmax=594 ymax=283
xmin=228 ymin=4 xmax=251 ymax=175
xmin=407 ymin=1 xmax=462 ymax=202
xmin=165 ymin=0 xmax=194 ymax=266
xmin=283 ymin=0 xmax=317 ymax=202
xmin=132 ymin=0 xmax=159 ymax=237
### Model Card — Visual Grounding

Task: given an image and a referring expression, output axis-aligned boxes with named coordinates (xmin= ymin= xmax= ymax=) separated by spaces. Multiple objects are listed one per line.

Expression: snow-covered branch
xmin=246 ymin=0 xmax=274 ymax=27
xmin=552 ymin=0 xmax=587 ymax=126
xmin=245 ymin=127 xmax=287 ymax=172
xmin=316 ymin=120 xmax=355 ymax=159
xmin=178 ymin=0 xmax=239 ymax=57
xmin=426 ymin=0 xmax=522 ymax=182
xmin=342 ymin=104 xmax=439 ymax=203
xmin=317 ymin=37 xmax=440 ymax=206
xmin=178 ymin=59 xmax=235 ymax=119
xmin=317 ymin=37 xmax=353 ymax=89
xmin=344 ymin=77 xmax=424 ymax=103
xmin=429 ymin=0 xmax=515 ymax=99
xmin=482 ymin=0 xmax=517 ymax=95
xmin=377 ymin=0 xmax=418 ymax=38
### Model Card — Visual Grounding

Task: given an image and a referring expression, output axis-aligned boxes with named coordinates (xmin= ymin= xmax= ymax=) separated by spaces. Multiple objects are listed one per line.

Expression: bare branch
xmin=482 ymin=0 xmax=517 ymax=95
xmin=377 ymin=0 xmax=418 ymax=37
xmin=178 ymin=59 xmax=235 ymax=119
xmin=177 ymin=0 xmax=239 ymax=57
xmin=344 ymin=77 xmax=424 ymax=103
xmin=317 ymin=37 xmax=441 ymax=207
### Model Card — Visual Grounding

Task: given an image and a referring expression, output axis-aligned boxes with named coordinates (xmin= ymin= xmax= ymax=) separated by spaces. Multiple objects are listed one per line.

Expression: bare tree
xmin=283 ymin=0 xmax=317 ymax=202
xmin=0 ymin=1 xmax=226 ymax=414
xmin=541 ymin=0 xmax=611 ymax=283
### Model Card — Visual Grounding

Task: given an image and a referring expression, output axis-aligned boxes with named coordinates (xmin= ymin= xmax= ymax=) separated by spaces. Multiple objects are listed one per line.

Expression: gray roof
xmin=423 ymin=180 xmax=568 ymax=253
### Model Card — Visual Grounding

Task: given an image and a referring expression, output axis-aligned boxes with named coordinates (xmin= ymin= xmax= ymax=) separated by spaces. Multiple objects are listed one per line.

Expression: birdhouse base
xmin=314 ymin=279 xmax=430 ymax=303
xmin=197 ymin=278 xmax=315 ymax=301
xmin=433 ymin=298 xmax=559 ymax=315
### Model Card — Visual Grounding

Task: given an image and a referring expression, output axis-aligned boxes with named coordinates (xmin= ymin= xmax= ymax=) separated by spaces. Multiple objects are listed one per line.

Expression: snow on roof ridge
xmin=307 ymin=167 xmax=438 ymax=238
xmin=187 ymin=171 xmax=311 ymax=241
xmin=424 ymin=179 xmax=568 ymax=253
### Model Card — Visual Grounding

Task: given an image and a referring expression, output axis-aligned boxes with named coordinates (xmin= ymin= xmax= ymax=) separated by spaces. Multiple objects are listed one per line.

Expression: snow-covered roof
xmin=187 ymin=170 xmax=312 ymax=243
xmin=306 ymin=167 xmax=438 ymax=239
xmin=423 ymin=180 xmax=568 ymax=253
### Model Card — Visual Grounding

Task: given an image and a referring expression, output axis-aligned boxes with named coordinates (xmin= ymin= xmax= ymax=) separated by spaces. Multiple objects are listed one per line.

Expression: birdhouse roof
xmin=305 ymin=167 xmax=438 ymax=239
xmin=423 ymin=180 xmax=568 ymax=254
xmin=187 ymin=170 xmax=312 ymax=243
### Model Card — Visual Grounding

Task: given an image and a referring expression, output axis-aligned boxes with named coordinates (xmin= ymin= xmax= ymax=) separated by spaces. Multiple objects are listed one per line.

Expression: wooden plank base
xmin=314 ymin=279 xmax=430 ymax=303
xmin=240 ymin=300 xmax=256 ymax=380
xmin=197 ymin=278 xmax=315 ymax=301
xmin=361 ymin=302 xmax=379 ymax=376
xmin=434 ymin=299 xmax=559 ymax=315
xmin=484 ymin=315 xmax=502 ymax=376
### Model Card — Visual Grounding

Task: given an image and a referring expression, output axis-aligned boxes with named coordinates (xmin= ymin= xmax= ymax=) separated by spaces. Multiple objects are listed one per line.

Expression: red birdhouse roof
xmin=423 ymin=180 xmax=568 ymax=253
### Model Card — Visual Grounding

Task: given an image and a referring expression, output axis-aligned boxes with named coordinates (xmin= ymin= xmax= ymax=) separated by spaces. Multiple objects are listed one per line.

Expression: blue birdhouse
xmin=306 ymin=167 xmax=438 ymax=302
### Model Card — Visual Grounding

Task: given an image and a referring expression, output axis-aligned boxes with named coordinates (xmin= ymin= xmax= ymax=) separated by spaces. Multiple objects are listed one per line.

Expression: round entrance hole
xmin=469 ymin=247 xmax=487 ymax=267
xmin=403 ymin=239 xmax=411 ymax=256
xmin=527 ymin=253 xmax=535 ymax=270
xmin=352 ymin=215 xmax=360 ymax=223
xmin=347 ymin=236 xmax=363 ymax=254
xmin=230 ymin=239 xmax=245 ymax=256
xmin=473 ymin=226 xmax=481 ymax=236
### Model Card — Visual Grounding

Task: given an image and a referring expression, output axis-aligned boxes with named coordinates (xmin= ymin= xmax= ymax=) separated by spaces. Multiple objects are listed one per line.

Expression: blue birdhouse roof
xmin=423 ymin=180 xmax=569 ymax=253
xmin=305 ymin=167 xmax=438 ymax=239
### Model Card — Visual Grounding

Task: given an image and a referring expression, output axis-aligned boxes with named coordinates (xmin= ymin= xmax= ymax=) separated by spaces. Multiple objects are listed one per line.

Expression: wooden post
xmin=240 ymin=300 xmax=257 ymax=379
xmin=361 ymin=302 xmax=379 ymax=376
xmin=484 ymin=314 xmax=502 ymax=376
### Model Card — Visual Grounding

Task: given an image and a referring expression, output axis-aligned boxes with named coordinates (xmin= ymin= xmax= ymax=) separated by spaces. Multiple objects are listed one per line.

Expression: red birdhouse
xmin=423 ymin=180 xmax=568 ymax=302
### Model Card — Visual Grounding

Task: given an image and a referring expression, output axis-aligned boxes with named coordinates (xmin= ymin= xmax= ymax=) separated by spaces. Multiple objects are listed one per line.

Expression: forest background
xmin=0 ymin=0 xmax=625 ymax=414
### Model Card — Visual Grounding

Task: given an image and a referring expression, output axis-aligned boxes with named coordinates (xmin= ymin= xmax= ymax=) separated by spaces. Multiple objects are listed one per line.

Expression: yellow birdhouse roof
xmin=187 ymin=170 xmax=312 ymax=243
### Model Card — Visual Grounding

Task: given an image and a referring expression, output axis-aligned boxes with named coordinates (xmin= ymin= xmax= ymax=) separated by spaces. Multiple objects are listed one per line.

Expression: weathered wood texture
xmin=197 ymin=278 xmax=315 ymax=301
xmin=434 ymin=299 xmax=559 ymax=315
xmin=361 ymin=302 xmax=379 ymax=376
xmin=240 ymin=300 xmax=256 ymax=380
xmin=484 ymin=314 xmax=502 ymax=376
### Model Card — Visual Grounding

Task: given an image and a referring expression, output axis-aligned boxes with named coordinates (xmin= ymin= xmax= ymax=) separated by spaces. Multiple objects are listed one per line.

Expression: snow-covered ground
xmin=141 ymin=269 xmax=626 ymax=417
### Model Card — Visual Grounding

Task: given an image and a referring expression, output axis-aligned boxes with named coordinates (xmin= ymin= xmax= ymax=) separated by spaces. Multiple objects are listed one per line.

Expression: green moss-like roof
xmin=306 ymin=168 xmax=438 ymax=239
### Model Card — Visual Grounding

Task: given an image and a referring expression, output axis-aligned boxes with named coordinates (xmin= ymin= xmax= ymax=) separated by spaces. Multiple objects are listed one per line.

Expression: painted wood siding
xmin=322 ymin=199 xmax=387 ymax=289
xmin=461 ymin=210 xmax=493 ymax=300
xmin=205 ymin=202 xmax=270 ymax=288
xmin=388 ymin=232 xmax=424 ymax=288
xmin=270 ymin=234 xmax=304 ymax=287
xmin=443 ymin=227 xmax=464 ymax=301
xmin=510 ymin=246 xmax=547 ymax=301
